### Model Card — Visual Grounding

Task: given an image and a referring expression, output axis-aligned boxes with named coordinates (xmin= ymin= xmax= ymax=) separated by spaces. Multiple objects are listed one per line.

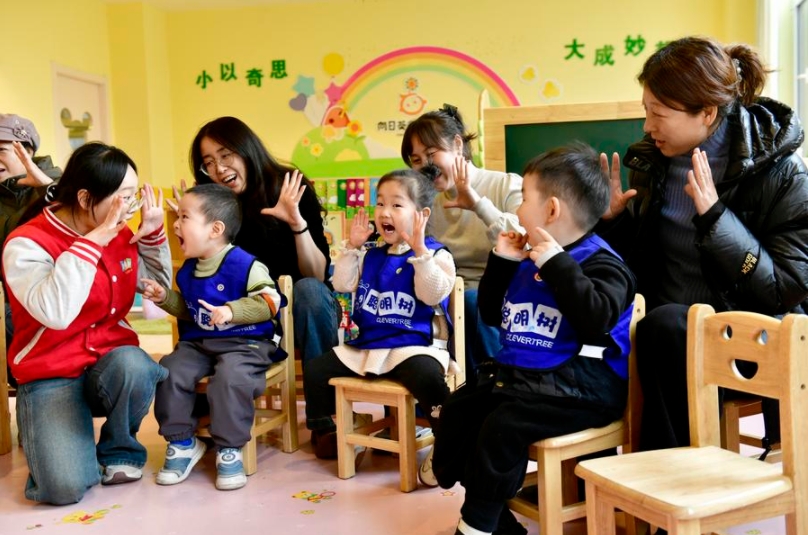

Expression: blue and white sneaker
xmin=215 ymin=448 xmax=246 ymax=490
xmin=156 ymin=437 xmax=207 ymax=485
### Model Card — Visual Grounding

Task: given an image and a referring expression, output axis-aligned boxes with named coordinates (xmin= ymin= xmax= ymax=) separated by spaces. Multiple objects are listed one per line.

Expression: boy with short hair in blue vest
xmin=431 ymin=143 xmax=636 ymax=535
xmin=142 ymin=183 xmax=285 ymax=491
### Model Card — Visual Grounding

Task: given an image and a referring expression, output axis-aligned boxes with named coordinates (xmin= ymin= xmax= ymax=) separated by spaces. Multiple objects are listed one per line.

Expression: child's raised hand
xmin=348 ymin=208 xmax=374 ymax=249
xmin=400 ymin=210 xmax=429 ymax=257
xmin=528 ymin=226 xmax=562 ymax=264
xmin=141 ymin=278 xmax=167 ymax=303
xmin=601 ymin=152 xmax=636 ymax=220
xmin=165 ymin=179 xmax=187 ymax=214
xmin=198 ymin=299 xmax=234 ymax=326
xmin=260 ymin=169 xmax=307 ymax=230
xmin=496 ymin=230 xmax=528 ymax=260
xmin=443 ymin=156 xmax=481 ymax=211
xmin=85 ymin=195 xmax=128 ymax=247
xmin=131 ymin=183 xmax=165 ymax=244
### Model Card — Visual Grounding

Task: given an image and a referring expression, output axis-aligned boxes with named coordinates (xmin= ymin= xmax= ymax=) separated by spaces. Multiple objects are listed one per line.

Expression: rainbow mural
xmin=339 ymin=46 xmax=520 ymax=109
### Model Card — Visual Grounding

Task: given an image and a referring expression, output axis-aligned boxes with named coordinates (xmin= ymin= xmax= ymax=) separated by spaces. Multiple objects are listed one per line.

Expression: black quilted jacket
xmin=601 ymin=97 xmax=808 ymax=315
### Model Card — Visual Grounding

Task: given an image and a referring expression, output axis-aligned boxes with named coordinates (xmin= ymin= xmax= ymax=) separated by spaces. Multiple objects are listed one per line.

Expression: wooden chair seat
xmin=328 ymin=276 xmax=465 ymax=492
xmin=576 ymin=445 xmax=791 ymax=522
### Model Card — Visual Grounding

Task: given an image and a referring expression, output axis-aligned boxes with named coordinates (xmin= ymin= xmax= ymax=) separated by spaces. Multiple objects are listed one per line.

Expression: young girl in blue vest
xmin=303 ymin=168 xmax=457 ymax=470
xmin=431 ymin=143 xmax=636 ymax=535
xmin=141 ymin=184 xmax=284 ymax=491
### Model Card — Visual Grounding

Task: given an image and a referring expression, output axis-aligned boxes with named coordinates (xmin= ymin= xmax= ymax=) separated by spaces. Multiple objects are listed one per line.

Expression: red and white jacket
xmin=3 ymin=207 xmax=171 ymax=384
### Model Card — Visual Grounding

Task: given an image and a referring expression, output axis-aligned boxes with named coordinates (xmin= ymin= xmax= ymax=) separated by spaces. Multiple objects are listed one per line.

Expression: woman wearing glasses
xmin=187 ymin=117 xmax=338 ymax=366
xmin=401 ymin=106 xmax=523 ymax=380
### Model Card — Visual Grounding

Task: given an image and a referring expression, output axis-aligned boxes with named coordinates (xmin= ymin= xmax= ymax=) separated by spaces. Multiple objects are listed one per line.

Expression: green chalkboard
xmin=504 ymin=119 xmax=646 ymax=176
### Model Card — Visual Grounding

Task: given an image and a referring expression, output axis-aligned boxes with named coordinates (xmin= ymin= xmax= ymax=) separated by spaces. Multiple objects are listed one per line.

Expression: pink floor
xmin=0 ymin=335 xmax=788 ymax=535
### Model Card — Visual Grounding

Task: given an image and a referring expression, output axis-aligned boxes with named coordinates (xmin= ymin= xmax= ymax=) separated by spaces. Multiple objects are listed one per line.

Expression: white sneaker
xmin=102 ymin=464 xmax=143 ymax=485
xmin=215 ymin=448 xmax=247 ymax=491
xmin=418 ymin=446 xmax=438 ymax=487
xmin=156 ymin=438 xmax=207 ymax=486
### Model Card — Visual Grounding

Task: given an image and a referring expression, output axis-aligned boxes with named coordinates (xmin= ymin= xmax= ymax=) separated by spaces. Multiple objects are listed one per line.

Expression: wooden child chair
xmin=506 ymin=294 xmax=645 ymax=535
xmin=328 ymin=276 xmax=465 ymax=492
xmin=195 ymin=274 xmax=299 ymax=475
xmin=575 ymin=304 xmax=807 ymax=535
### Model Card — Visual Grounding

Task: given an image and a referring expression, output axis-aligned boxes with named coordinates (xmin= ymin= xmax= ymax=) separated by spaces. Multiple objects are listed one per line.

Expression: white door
xmin=51 ymin=64 xmax=111 ymax=168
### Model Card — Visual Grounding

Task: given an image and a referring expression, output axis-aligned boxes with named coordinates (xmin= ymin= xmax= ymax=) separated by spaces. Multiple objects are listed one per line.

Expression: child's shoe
xmin=215 ymin=447 xmax=246 ymax=490
xmin=156 ymin=437 xmax=206 ymax=485
xmin=102 ymin=465 xmax=142 ymax=485
xmin=418 ymin=446 xmax=438 ymax=487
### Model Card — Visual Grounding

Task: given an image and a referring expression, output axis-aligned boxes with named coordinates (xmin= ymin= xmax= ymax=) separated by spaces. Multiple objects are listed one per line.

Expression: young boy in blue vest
xmin=141 ymin=183 xmax=285 ymax=491
xmin=429 ymin=143 xmax=636 ymax=535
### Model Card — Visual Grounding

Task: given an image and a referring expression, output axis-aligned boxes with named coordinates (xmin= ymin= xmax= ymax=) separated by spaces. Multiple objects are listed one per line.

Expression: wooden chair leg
xmin=398 ymin=393 xmax=418 ymax=492
xmin=585 ymin=480 xmax=616 ymax=535
xmin=720 ymin=402 xmax=741 ymax=452
xmin=334 ymin=387 xmax=357 ymax=480
xmin=243 ymin=436 xmax=258 ymax=475
xmin=538 ymin=448 xmax=564 ymax=535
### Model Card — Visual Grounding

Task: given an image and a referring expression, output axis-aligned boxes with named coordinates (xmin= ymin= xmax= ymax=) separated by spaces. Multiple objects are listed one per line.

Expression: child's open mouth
xmin=381 ymin=223 xmax=395 ymax=234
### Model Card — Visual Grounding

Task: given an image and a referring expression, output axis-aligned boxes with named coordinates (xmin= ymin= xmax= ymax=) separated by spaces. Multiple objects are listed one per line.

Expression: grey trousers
xmin=155 ymin=337 xmax=277 ymax=449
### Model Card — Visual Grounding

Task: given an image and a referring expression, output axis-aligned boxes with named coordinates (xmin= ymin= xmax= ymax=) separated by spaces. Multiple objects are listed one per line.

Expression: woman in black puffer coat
xmin=599 ymin=35 xmax=808 ymax=451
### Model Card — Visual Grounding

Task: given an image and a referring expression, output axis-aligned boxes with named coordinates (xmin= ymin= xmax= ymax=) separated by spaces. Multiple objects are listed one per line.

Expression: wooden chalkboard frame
xmin=481 ymin=99 xmax=645 ymax=172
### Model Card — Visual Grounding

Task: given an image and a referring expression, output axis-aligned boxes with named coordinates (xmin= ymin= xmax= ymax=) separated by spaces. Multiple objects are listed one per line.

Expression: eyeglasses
xmin=200 ymin=151 xmax=236 ymax=176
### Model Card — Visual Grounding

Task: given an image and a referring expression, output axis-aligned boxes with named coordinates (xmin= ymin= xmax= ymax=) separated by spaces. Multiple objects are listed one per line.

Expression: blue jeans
xmin=464 ymin=289 xmax=501 ymax=381
xmin=16 ymin=346 xmax=167 ymax=504
xmin=293 ymin=278 xmax=340 ymax=366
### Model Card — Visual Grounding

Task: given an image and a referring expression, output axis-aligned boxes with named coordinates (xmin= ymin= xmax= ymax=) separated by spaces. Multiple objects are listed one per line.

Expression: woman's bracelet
xmin=291 ymin=225 xmax=309 ymax=235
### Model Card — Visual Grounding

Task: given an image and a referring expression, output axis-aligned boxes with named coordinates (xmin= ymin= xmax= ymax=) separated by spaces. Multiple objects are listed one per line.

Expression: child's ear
xmin=453 ymin=134 xmax=463 ymax=155
xmin=422 ymin=206 xmax=431 ymax=219
xmin=545 ymin=197 xmax=561 ymax=224
xmin=77 ymin=189 xmax=90 ymax=211
xmin=211 ymin=220 xmax=226 ymax=238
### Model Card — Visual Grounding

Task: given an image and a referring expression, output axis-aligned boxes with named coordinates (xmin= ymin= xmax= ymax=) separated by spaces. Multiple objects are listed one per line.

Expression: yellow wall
xmin=0 ymin=0 xmax=111 ymax=159
xmin=2 ymin=0 xmax=766 ymax=188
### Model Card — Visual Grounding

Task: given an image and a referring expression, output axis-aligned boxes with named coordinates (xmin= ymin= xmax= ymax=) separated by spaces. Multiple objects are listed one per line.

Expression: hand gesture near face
xmin=198 ymin=299 xmax=234 ymax=326
xmin=85 ymin=196 xmax=128 ymax=247
xmin=348 ymin=208 xmax=374 ymax=249
xmin=12 ymin=141 xmax=53 ymax=187
xmin=165 ymin=179 xmax=188 ymax=214
xmin=684 ymin=148 xmax=719 ymax=216
xmin=400 ymin=210 xmax=429 ymax=257
xmin=140 ymin=278 xmax=167 ymax=303
xmin=131 ymin=183 xmax=165 ymax=243
xmin=260 ymin=169 xmax=307 ymax=231
xmin=443 ymin=156 xmax=481 ymax=211
xmin=601 ymin=152 xmax=637 ymax=220
xmin=496 ymin=230 xmax=528 ymax=260
xmin=528 ymin=227 xmax=562 ymax=265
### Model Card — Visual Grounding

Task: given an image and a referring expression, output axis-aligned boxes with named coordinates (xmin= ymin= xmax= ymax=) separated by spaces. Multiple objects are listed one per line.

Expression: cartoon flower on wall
xmin=321 ymin=124 xmax=345 ymax=143
xmin=346 ymin=120 xmax=363 ymax=137
xmin=301 ymin=136 xmax=311 ymax=147
xmin=310 ymin=143 xmax=324 ymax=157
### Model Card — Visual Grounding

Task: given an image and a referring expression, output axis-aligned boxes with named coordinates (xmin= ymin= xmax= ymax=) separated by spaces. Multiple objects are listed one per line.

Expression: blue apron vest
xmin=176 ymin=247 xmax=284 ymax=358
xmin=496 ymin=234 xmax=632 ymax=379
xmin=348 ymin=237 xmax=451 ymax=350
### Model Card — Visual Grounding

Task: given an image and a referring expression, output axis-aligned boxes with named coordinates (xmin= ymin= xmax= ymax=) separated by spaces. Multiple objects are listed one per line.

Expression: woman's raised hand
xmin=12 ymin=141 xmax=53 ymax=187
xmin=165 ymin=179 xmax=187 ymax=214
xmin=85 ymin=196 xmax=128 ymax=247
xmin=684 ymin=148 xmax=719 ymax=216
xmin=400 ymin=210 xmax=429 ymax=257
xmin=496 ymin=230 xmax=528 ymax=260
xmin=131 ymin=183 xmax=165 ymax=243
xmin=348 ymin=208 xmax=374 ymax=249
xmin=260 ymin=169 xmax=307 ymax=230
xmin=443 ymin=155 xmax=481 ymax=210
xmin=601 ymin=152 xmax=636 ymax=220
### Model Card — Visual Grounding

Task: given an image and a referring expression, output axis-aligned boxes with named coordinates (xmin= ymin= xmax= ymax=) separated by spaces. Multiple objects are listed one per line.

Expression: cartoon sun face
xmin=399 ymin=92 xmax=427 ymax=116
